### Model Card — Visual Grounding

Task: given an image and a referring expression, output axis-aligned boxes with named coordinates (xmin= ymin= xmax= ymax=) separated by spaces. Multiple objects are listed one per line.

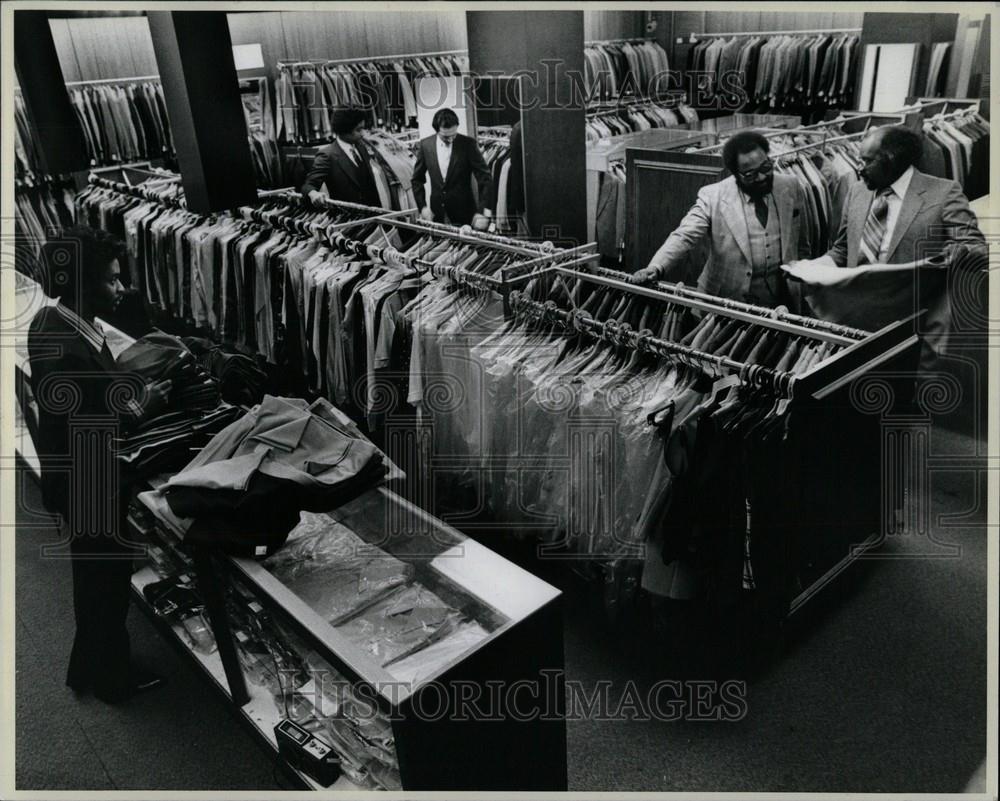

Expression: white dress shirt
xmin=879 ymin=166 xmax=915 ymax=261
xmin=436 ymin=136 xmax=452 ymax=180
xmin=338 ymin=137 xmax=359 ymax=166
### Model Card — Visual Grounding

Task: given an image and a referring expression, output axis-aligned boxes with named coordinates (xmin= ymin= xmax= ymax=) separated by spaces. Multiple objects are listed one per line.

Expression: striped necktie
xmin=859 ymin=187 xmax=893 ymax=265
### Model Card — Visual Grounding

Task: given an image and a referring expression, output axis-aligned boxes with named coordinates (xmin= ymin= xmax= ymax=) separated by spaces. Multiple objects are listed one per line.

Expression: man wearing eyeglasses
xmin=630 ymin=131 xmax=813 ymax=310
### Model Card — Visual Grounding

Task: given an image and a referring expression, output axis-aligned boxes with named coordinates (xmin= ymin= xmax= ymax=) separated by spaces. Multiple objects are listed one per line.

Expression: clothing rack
xmin=372 ymin=215 xmax=578 ymax=257
xmin=87 ymin=174 xmax=186 ymax=209
xmin=771 ymin=130 xmax=868 ymax=158
xmin=584 ymin=37 xmax=655 ymax=46
xmin=276 ymin=49 xmax=466 ymax=68
xmin=508 ymin=290 xmax=795 ymax=396
xmin=688 ymin=27 xmax=861 ymax=43
xmin=65 ymin=75 xmax=160 ymax=87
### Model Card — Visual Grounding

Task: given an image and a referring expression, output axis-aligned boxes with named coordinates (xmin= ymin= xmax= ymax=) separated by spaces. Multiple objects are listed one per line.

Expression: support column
xmin=147 ymin=11 xmax=256 ymax=214
xmin=13 ymin=10 xmax=89 ymax=174
xmin=468 ymin=11 xmax=588 ymax=246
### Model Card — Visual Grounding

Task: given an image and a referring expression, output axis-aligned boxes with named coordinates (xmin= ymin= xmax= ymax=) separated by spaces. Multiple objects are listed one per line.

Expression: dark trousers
xmin=65 ymin=521 xmax=135 ymax=698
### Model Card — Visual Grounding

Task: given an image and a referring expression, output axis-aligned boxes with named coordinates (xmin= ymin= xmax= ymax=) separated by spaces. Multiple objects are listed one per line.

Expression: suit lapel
xmin=884 ymin=172 xmax=927 ymax=262
xmin=848 ymin=183 xmax=873 ymax=269
xmin=719 ymin=179 xmax=752 ymax=266
xmin=427 ymin=138 xmax=444 ymax=185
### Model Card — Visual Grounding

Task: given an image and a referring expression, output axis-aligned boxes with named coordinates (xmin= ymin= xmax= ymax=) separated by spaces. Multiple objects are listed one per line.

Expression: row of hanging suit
xmin=276 ymin=55 xmax=466 ymax=144
xmin=584 ymin=40 xmax=671 ymax=101
xmin=687 ymin=33 xmax=860 ymax=123
xmin=586 ymin=101 xmax=700 ymax=143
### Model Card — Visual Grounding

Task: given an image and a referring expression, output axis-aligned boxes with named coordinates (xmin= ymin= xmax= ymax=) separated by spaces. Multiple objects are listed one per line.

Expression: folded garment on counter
xmin=159 ymin=395 xmax=393 ymax=555
xmin=334 ymin=583 xmax=461 ymax=667
xmin=263 ymin=511 xmax=413 ymax=624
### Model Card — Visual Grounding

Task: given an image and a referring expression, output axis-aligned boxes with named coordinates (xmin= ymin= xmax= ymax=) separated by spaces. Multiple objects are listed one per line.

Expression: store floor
xmin=14 ymin=424 xmax=988 ymax=793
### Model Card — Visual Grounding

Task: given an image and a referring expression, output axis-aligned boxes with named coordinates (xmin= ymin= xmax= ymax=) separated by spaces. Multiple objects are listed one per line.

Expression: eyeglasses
xmin=736 ymin=160 xmax=774 ymax=181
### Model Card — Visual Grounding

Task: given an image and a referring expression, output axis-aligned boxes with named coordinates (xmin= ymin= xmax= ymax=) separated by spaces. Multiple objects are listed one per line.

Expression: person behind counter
xmin=412 ymin=108 xmax=494 ymax=228
xmin=629 ymin=130 xmax=813 ymax=309
xmin=28 ymin=226 xmax=172 ymax=704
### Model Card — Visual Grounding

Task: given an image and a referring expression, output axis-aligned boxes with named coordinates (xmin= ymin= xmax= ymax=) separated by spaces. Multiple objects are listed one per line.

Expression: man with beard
xmin=630 ymin=130 xmax=812 ymax=309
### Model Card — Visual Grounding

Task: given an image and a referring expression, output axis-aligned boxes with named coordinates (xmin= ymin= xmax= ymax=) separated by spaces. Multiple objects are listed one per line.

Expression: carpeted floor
xmin=14 ymin=424 xmax=989 ymax=792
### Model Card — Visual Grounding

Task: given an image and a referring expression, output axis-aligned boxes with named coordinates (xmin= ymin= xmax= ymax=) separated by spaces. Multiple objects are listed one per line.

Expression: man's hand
xmin=938 ymin=241 xmax=969 ymax=265
xmin=419 ymin=206 xmax=434 ymax=222
xmin=140 ymin=379 xmax=172 ymax=419
xmin=307 ymin=190 xmax=326 ymax=207
xmin=628 ymin=267 xmax=660 ymax=285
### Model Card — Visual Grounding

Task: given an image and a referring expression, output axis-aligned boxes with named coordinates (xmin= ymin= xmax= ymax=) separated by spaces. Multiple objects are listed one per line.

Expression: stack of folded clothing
xmin=114 ymin=331 xmax=241 ymax=476
xmin=182 ymin=336 xmax=271 ymax=407
xmin=117 ymin=331 xmax=221 ymax=411
xmin=158 ymin=395 xmax=396 ymax=556
xmin=116 ymin=405 xmax=244 ymax=476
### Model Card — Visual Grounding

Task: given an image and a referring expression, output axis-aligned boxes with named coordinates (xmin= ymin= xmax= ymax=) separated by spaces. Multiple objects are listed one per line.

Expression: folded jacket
xmin=334 ymin=582 xmax=461 ymax=667
xmin=263 ymin=511 xmax=413 ymax=624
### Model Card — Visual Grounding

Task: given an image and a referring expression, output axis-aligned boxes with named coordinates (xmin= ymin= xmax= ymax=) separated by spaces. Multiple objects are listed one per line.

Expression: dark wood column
xmin=13 ymin=10 xmax=89 ymax=174
xmin=468 ymin=11 xmax=588 ymax=246
xmin=147 ymin=11 xmax=257 ymax=213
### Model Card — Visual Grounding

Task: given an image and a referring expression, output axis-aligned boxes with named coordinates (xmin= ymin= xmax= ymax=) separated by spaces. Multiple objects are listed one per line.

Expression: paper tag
xmin=255 ymin=545 xmax=268 ymax=556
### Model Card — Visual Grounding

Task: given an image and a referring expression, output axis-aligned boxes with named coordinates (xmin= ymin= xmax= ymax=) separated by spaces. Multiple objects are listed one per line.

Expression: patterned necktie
xmin=859 ymin=187 xmax=893 ymax=265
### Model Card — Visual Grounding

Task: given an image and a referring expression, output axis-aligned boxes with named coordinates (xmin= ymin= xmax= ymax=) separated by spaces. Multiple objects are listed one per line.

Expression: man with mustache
xmin=630 ymin=130 xmax=813 ymax=309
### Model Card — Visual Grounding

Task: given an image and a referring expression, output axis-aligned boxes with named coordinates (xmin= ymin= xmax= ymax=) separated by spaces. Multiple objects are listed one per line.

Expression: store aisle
xmin=14 ymin=425 xmax=987 ymax=792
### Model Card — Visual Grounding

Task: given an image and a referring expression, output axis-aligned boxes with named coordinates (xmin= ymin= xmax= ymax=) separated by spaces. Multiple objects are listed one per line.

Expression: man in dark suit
xmin=412 ymin=108 xmax=494 ymax=226
xmin=28 ymin=226 xmax=171 ymax=703
xmin=302 ymin=108 xmax=382 ymax=208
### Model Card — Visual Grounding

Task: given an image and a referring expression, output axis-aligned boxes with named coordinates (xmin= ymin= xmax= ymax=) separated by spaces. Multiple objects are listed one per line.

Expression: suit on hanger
xmin=301 ymin=139 xmax=381 ymax=208
xmin=28 ymin=304 xmax=145 ymax=699
xmin=647 ymin=173 xmax=813 ymax=309
xmin=824 ymin=168 xmax=986 ymax=362
xmin=411 ymin=133 xmax=493 ymax=226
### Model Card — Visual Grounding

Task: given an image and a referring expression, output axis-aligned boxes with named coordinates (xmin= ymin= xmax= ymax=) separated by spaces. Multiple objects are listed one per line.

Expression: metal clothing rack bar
xmin=772 ymin=130 xmax=868 ymax=158
xmin=508 ymin=291 xmax=795 ymax=396
xmin=688 ymin=27 xmax=861 ymax=42
xmin=65 ymin=75 xmax=160 ymax=87
xmin=585 ymin=37 xmax=655 ymax=46
xmin=544 ymin=262 xmax=868 ymax=344
xmin=373 ymin=216 xmax=572 ymax=257
xmin=277 ymin=49 xmax=467 ymax=68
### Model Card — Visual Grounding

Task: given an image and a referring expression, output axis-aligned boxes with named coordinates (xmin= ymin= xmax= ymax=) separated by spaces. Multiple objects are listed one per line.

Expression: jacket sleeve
xmin=941 ymin=180 xmax=988 ymax=260
xmin=824 ymin=182 xmax=854 ymax=267
xmin=300 ymin=148 xmax=332 ymax=196
xmin=468 ymin=140 xmax=494 ymax=213
xmin=648 ymin=185 xmax=713 ymax=280
xmin=412 ymin=142 xmax=428 ymax=210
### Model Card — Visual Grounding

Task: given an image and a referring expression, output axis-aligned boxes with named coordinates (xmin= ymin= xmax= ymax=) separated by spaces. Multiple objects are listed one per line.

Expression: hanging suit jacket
xmin=301 ymin=139 xmax=382 ymax=208
xmin=647 ymin=174 xmax=813 ymax=309
xmin=411 ymin=133 xmax=493 ymax=226
xmin=824 ymin=168 xmax=987 ymax=362
xmin=27 ymin=305 xmax=144 ymax=536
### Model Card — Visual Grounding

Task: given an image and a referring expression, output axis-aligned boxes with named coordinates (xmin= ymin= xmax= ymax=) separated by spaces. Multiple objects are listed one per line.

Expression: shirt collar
xmin=55 ymin=303 xmax=106 ymax=354
xmin=888 ymin=166 xmax=915 ymax=199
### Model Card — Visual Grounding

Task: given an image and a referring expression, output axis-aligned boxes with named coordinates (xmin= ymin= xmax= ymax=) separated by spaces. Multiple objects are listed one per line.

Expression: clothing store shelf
xmin=129 ymin=566 xmax=359 ymax=791
xmin=131 ymin=482 xmax=568 ymax=791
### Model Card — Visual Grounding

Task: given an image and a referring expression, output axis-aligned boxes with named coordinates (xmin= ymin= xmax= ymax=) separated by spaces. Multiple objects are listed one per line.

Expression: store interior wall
xmin=48 ymin=9 xmax=987 ymax=112
xmin=583 ymin=10 xmax=646 ymax=42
